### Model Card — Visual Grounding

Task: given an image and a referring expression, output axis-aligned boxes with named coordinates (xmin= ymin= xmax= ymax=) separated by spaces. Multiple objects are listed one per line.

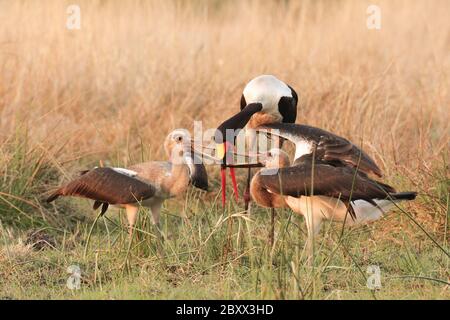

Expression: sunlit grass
xmin=0 ymin=0 xmax=449 ymax=299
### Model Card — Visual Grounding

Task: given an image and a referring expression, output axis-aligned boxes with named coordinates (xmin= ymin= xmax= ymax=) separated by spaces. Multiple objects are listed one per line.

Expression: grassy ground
xmin=0 ymin=190 xmax=448 ymax=299
xmin=0 ymin=0 xmax=449 ymax=299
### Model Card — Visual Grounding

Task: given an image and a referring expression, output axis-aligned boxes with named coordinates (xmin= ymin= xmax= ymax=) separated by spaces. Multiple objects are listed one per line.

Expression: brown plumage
xmin=257 ymin=155 xmax=393 ymax=207
xmin=257 ymin=122 xmax=383 ymax=178
xmin=47 ymin=130 xmax=208 ymax=234
xmin=249 ymin=148 xmax=416 ymax=252
xmin=47 ymin=167 xmax=156 ymax=205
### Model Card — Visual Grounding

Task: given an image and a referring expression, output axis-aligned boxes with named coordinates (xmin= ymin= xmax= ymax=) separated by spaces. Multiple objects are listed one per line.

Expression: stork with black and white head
xmin=214 ymin=75 xmax=386 ymax=207
xmin=215 ymin=76 xmax=417 ymax=249
xmin=47 ymin=130 xmax=208 ymax=236
xmin=214 ymin=75 xmax=298 ymax=208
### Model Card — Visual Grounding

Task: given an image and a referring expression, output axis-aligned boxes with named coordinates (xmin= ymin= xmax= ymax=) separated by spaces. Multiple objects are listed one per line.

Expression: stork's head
xmin=164 ymin=129 xmax=192 ymax=161
xmin=214 ymin=75 xmax=297 ymax=206
xmin=258 ymin=148 xmax=290 ymax=169
xmin=214 ymin=102 xmax=263 ymax=163
xmin=165 ymin=129 xmax=208 ymax=191
xmin=215 ymin=75 xmax=297 ymax=163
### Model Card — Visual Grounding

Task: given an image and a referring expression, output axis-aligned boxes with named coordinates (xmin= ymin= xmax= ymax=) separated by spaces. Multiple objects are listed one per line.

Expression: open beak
xmin=214 ymin=103 xmax=263 ymax=207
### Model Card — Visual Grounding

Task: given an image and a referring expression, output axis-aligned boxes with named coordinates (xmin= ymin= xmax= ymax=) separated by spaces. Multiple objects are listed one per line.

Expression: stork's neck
xmin=164 ymin=163 xmax=190 ymax=197
xmin=247 ymin=112 xmax=282 ymax=129
xmin=250 ymin=172 xmax=287 ymax=208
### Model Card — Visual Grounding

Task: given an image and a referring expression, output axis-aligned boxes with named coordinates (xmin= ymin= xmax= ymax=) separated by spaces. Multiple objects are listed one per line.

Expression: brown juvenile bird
xmin=249 ymin=148 xmax=417 ymax=251
xmin=47 ymin=130 xmax=208 ymax=234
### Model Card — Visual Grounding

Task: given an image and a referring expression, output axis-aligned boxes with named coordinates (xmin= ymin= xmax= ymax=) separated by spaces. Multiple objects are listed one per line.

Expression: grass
xmin=1 ymin=191 xmax=448 ymax=299
xmin=0 ymin=0 xmax=449 ymax=299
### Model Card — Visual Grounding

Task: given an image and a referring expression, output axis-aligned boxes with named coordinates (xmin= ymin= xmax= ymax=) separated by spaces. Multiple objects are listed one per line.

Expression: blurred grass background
xmin=0 ymin=0 xmax=448 ymax=299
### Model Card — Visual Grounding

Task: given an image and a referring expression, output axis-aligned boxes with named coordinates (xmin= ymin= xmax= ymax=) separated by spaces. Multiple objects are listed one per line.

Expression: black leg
xmin=244 ymin=167 xmax=252 ymax=212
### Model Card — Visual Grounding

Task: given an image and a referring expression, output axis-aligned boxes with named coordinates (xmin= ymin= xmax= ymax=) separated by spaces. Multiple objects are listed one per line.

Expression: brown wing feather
xmin=257 ymin=123 xmax=383 ymax=177
xmin=317 ymin=135 xmax=382 ymax=177
xmin=47 ymin=167 xmax=155 ymax=204
xmin=257 ymin=160 xmax=395 ymax=203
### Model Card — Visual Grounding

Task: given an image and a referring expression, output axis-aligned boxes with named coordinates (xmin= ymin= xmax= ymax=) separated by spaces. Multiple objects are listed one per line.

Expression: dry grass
xmin=0 ymin=0 xmax=448 ymax=299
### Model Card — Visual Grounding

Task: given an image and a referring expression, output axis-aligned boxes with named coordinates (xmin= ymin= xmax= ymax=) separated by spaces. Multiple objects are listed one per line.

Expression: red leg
xmin=229 ymin=167 xmax=239 ymax=202
xmin=220 ymin=166 xmax=226 ymax=207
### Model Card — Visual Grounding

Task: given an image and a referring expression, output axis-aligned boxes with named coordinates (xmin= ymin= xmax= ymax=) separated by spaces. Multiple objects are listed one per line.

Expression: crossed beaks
xmin=191 ymin=140 xmax=263 ymax=207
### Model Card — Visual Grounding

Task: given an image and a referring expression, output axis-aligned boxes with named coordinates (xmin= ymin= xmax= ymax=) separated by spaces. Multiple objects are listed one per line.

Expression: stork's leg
xmin=149 ymin=202 xmax=161 ymax=226
xmin=269 ymin=208 xmax=276 ymax=247
xmin=125 ymin=205 xmax=139 ymax=237
xmin=244 ymin=167 xmax=252 ymax=213
xmin=304 ymin=208 xmax=322 ymax=261
xmin=150 ymin=200 xmax=165 ymax=245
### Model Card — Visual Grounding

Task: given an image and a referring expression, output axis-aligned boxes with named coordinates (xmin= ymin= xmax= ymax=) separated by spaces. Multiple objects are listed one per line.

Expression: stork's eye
xmin=267 ymin=151 xmax=272 ymax=157
xmin=176 ymin=135 xmax=183 ymax=142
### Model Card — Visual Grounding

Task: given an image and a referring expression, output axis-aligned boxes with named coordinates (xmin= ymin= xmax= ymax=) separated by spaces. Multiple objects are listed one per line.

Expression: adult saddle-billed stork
xmin=214 ymin=75 xmax=298 ymax=208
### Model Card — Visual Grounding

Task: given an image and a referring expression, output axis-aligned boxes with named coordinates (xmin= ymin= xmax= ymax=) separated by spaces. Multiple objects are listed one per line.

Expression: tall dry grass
xmin=0 ymin=0 xmax=448 ymax=226
xmin=0 ymin=0 xmax=448 ymax=300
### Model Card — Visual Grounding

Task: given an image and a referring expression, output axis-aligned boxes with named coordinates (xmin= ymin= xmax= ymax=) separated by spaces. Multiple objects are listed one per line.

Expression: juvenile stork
xmin=246 ymin=148 xmax=417 ymax=250
xmin=47 ymin=130 xmax=208 ymax=234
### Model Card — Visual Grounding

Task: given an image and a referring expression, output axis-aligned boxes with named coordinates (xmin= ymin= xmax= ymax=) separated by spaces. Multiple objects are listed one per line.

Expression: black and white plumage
xmin=47 ymin=130 xmax=208 ymax=234
xmin=215 ymin=75 xmax=298 ymax=207
xmin=215 ymin=75 xmax=298 ymax=151
xmin=240 ymin=74 xmax=298 ymax=127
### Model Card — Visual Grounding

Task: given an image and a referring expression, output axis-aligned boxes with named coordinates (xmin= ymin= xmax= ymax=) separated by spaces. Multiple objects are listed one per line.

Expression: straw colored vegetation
xmin=0 ymin=0 xmax=448 ymax=299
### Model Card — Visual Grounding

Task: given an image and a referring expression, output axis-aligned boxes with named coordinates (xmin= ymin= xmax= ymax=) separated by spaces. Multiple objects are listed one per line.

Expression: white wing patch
xmin=294 ymin=140 xmax=313 ymax=160
xmin=112 ymin=167 xmax=138 ymax=177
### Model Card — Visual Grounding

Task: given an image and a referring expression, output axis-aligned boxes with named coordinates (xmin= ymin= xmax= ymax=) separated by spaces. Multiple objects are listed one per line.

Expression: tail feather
xmin=46 ymin=190 xmax=61 ymax=203
xmin=374 ymin=180 xmax=397 ymax=194
xmin=389 ymin=191 xmax=417 ymax=201
xmin=47 ymin=169 xmax=90 ymax=203
xmin=93 ymin=200 xmax=102 ymax=210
